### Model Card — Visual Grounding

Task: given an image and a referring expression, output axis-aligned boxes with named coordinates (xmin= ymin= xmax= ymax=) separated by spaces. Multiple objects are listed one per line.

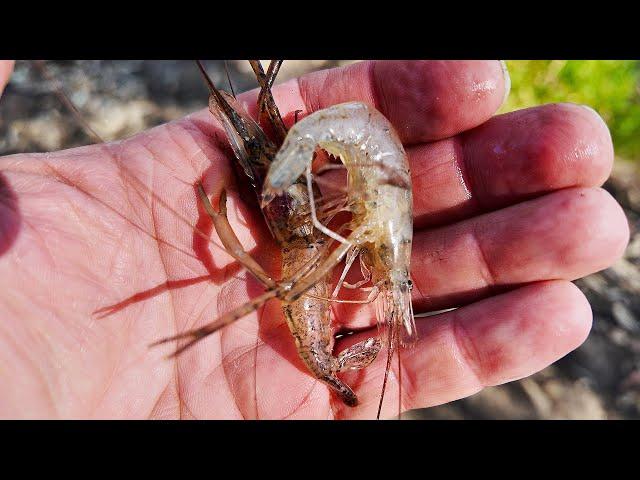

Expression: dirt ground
xmin=1 ymin=60 xmax=638 ymax=419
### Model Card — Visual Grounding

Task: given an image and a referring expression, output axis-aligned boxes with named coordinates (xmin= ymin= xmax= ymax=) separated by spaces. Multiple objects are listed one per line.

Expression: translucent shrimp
xmin=262 ymin=101 xmax=415 ymax=418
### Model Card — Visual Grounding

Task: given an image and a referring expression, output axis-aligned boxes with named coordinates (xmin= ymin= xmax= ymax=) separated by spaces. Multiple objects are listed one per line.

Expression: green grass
xmin=500 ymin=61 xmax=640 ymax=161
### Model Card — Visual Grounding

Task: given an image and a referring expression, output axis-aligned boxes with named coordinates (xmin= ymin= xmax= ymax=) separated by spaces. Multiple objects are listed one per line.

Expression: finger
xmin=410 ymin=186 xmax=628 ymax=312
xmin=234 ymin=60 xmax=510 ymax=145
xmin=336 ymin=280 xmax=592 ymax=419
xmin=0 ymin=60 xmax=14 ymax=97
xmin=332 ymin=185 xmax=626 ymax=328
xmin=409 ymin=103 xmax=614 ymax=229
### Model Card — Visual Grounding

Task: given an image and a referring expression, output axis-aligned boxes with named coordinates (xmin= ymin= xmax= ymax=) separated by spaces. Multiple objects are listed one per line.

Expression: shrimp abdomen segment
xmin=281 ymin=242 xmax=363 ymax=406
xmin=263 ymin=102 xmax=410 ymax=199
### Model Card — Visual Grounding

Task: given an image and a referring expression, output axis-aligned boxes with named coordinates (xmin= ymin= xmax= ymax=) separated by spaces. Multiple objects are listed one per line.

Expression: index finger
xmin=242 ymin=60 xmax=510 ymax=145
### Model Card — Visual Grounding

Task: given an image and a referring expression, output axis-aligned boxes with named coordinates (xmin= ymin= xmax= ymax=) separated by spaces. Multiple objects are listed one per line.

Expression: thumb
xmin=0 ymin=61 xmax=15 ymax=97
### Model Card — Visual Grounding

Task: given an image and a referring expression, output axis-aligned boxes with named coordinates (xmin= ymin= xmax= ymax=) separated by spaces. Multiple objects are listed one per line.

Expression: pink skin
xmin=0 ymin=61 xmax=14 ymax=97
xmin=0 ymin=60 xmax=629 ymax=419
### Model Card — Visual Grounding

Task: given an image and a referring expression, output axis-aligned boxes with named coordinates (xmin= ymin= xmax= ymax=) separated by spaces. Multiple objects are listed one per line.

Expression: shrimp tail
xmin=395 ymin=282 xmax=418 ymax=347
xmin=195 ymin=60 xmax=297 ymax=242
xmin=195 ymin=60 xmax=275 ymax=189
xmin=375 ymin=282 xmax=417 ymax=418
xmin=249 ymin=60 xmax=287 ymax=144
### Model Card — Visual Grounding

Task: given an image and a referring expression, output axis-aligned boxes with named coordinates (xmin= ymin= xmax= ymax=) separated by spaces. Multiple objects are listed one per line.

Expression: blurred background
xmin=0 ymin=60 xmax=638 ymax=419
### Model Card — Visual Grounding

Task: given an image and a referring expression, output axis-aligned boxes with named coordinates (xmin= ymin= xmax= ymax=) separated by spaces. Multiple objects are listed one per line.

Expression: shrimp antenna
xmin=195 ymin=60 xmax=215 ymax=95
xmin=397 ymin=345 xmax=403 ymax=420
xmin=376 ymin=327 xmax=397 ymax=420
xmin=223 ymin=60 xmax=236 ymax=98
xmin=33 ymin=60 xmax=104 ymax=144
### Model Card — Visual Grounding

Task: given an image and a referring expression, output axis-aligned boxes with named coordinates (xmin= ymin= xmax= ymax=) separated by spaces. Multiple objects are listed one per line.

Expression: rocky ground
xmin=1 ymin=60 xmax=638 ymax=419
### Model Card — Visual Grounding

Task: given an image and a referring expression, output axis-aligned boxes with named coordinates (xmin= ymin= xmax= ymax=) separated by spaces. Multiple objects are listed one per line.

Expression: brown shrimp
xmin=151 ymin=61 xmax=382 ymax=408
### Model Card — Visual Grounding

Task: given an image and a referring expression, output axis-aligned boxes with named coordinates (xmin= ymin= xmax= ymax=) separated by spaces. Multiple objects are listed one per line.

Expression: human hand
xmin=0 ymin=60 xmax=628 ymax=419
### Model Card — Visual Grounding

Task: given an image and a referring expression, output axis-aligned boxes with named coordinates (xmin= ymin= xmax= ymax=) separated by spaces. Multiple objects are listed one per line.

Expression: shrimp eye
xmin=407 ymin=280 xmax=413 ymax=290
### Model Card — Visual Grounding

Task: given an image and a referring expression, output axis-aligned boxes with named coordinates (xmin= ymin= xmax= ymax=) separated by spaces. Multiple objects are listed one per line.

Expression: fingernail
xmin=499 ymin=60 xmax=511 ymax=107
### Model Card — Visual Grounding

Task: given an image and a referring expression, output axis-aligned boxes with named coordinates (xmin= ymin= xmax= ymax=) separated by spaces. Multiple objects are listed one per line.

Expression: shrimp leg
xmin=196 ymin=184 xmax=275 ymax=289
xmin=283 ymin=223 xmax=371 ymax=303
xmin=332 ymin=247 xmax=360 ymax=298
xmin=150 ymin=289 xmax=279 ymax=357
xmin=343 ymin=253 xmax=372 ymax=289
xmin=304 ymin=284 xmax=380 ymax=304
xmin=305 ymin=163 xmax=351 ymax=246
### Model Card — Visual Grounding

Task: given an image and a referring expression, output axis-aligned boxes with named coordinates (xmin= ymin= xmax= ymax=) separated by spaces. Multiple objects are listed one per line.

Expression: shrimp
xmin=262 ymin=101 xmax=415 ymax=418
xmin=152 ymin=62 xmax=382 ymax=408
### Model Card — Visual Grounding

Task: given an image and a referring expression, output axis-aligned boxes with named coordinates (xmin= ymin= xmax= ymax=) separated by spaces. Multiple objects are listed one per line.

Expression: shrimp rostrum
xmin=152 ymin=65 xmax=414 ymax=417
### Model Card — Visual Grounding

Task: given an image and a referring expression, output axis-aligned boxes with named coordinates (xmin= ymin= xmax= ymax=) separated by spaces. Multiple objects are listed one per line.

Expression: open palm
xmin=0 ymin=60 xmax=629 ymax=419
